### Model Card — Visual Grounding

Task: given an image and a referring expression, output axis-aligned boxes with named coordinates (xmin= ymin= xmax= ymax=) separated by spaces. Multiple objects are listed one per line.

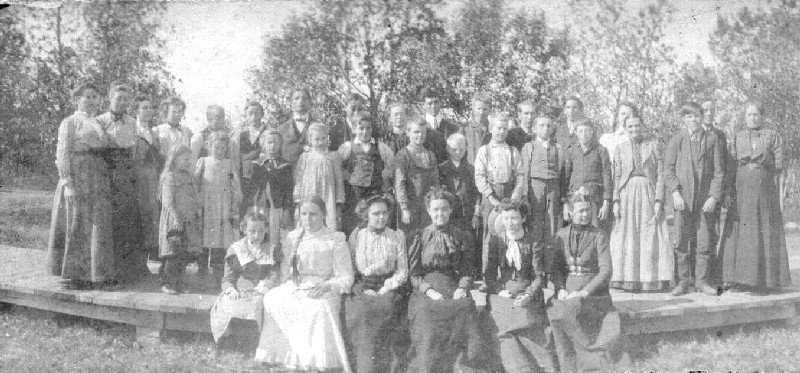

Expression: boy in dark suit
xmin=663 ymin=102 xmax=725 ymax=296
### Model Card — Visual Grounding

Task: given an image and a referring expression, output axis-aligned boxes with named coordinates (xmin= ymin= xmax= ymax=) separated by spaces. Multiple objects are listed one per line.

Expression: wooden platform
xmin=2 ymin=244 xmax=800 ymax=344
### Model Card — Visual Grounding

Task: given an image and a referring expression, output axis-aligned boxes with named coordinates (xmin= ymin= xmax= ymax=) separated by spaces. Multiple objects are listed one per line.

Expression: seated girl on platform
xmin=210 ymin=209 xmax=282 ymax=343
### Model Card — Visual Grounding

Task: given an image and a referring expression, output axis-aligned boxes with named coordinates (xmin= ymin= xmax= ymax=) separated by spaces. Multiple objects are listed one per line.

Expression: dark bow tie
xmin=111 ymin=112 xmax=124 ymax=122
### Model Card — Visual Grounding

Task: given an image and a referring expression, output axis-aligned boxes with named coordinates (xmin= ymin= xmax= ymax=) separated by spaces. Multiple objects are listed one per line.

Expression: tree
xmin=710 ymin=2 xmax=800 ymax=162
xmin=554 ymin=0 xmax=677 ymax=139
xmin=2 ymin=2 xmax=176 ymax=182
xmin=0 ymin=8 xmax=34 ymax=170
xmin=248 ymin=0 xmax=447 ymax=125
xmin=450 ymin=0 xmax=568 ymax=117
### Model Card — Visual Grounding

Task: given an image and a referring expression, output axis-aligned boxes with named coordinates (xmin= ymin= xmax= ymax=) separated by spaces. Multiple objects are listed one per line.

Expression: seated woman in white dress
xmin=343 ymin=195 xmax=408 ymax=373
xmin=255 ymin=196 xmax=354 ymax=371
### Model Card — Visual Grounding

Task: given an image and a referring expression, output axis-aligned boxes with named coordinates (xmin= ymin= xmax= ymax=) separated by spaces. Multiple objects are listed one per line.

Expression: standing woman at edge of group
xmin=342 ymin=195 xmax=408 ymax=373
xmin=722 ymin=100 xmax=791 ymax=293
xmin=132 ymin=96 xmax=163 ymax=270
xmin=255 ymin=196 xmax=354 ymax=372
xmin=46 ymin=81 xmax=115 ymax=290
xmin=610 ymin=116 xmax=673 ymax=291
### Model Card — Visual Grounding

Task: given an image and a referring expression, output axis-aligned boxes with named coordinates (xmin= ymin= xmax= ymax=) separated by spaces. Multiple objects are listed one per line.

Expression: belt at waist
xmin=530 ymin=177 xmax=557 ymax=182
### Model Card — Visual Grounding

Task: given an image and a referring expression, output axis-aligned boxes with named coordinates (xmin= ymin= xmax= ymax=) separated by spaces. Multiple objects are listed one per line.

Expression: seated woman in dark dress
xmin=483 ymin=200 xmax=558 ymax=372
xmin=209 ymin=210 xmax=282 ymax=342
xmin=406 ymin=187 xmax=487 ymax=372
xmin=343 ymin=195 xmax=407 ymax=373
xmin=547 ymin=189 xmax=627 ymax=372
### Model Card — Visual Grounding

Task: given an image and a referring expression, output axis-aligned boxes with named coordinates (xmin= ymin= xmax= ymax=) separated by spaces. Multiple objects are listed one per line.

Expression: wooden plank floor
xmin=2 ymin=244 xmax=800 ymax=338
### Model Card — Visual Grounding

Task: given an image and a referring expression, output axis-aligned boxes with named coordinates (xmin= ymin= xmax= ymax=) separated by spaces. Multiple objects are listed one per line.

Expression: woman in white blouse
xmin=254 ymin=196 xmax=354 ymax=372
xmin=599 ymin=102 xmax=638 ymax=163
xmin=343 ymin=195 xmax=408 ymax=373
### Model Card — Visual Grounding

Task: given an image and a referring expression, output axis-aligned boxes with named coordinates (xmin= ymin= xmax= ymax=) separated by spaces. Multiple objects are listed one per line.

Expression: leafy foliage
xmin=247 ymin=0 xmax=567 ymax=125
xmin=1 ymin=2 xmax=176 ymax=182
xmin=553 ymin=0 xmax=677 ymax=140
xmin=709 ymin=2 xmax=800 ymax=162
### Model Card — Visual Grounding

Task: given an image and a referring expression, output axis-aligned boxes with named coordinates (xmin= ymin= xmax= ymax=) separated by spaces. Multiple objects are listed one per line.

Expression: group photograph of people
xmin=3 ymin=0 xmax=800 ymax=372
xmin=44 ymin=78 xmax=791 ymax=372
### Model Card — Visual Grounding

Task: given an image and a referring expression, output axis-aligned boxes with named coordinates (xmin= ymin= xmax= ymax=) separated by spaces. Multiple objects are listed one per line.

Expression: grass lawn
xmin=2 ymin=188 xmax=800 ymax=371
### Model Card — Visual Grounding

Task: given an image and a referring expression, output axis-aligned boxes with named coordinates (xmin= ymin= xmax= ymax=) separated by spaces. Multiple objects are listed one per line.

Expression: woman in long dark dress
xmin=343 ymin=195 xmax=407 ymax=373
xmin=483 ymin=200 xmax=558 ymax=372
xmin=46 ymin=82 xmax=114 ymax=289
xmin=548 ymin=191 xmax=627 ymax=372
xmin=722 ymin=100 xmax=791 ymax=292
xmin=406 ymin=188 xmax=487 ymax=373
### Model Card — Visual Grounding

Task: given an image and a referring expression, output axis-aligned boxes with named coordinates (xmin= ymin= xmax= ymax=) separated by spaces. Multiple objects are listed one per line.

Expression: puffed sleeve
xmin=772 ymin=130 xmax=784 ymax=172
xmin=457 ymin=229 xmax=475 ymax=290
xmin=293 ymin=152 xmax=307 ymax=203
xmin=379 ymin=142 xmax=396 ymax=192
xmin=612 ymin=146 xmax=623 ymax=202
xmin=55 ymin=116 xmax=75 ymax=188
xmin=326 ymin=232 xmax=354 ymax=294
xmin=580 ymin=230 xmax=611 ymax=296
xmin=510 ymin=146 xmax=526 ymax=201
xmin=395 ymin=150 xmax=410 ymax=211
xmin=383 ymin=229 xmax=408 ymax=291
xmin=160 ymin=172 xmax=183 ymax=232
xmin=332 ymin=152 xmax=346 ymax=204
xmin=408 ymin=231 xmax=431 ymax=294
xmin=474 ymin=146 xmax=492 ymax=198
xmin=653 ymin=142 xmax=666 ymax=202
xmin=221 ymin=246 xmax=241 ymax=292
xmin=600 ymin=146 xmax=613 ymax=201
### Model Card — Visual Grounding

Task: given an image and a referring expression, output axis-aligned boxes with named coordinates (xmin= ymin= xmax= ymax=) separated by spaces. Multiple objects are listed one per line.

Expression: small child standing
xmin=521 ymin=116 xmax=563 ymax=245
xmin=250 ymin=130 xmax=293 ymax=246
xmin=158 ymin=145 xmax=203 ymax=294
xmin=196 ymin=132 xmax=242 ymax=289
xmin=438 ymin=133 xmax=481 ymax=242
xmin=338 ymin=111 xmax=395 ymax=236
xmin=474 ymin=113 xmax=525 ymax=272
xmin=210 ymin=210 xmax=282 ymax=342
xmin=395 ymin=118 xmax=441 ymax=244
xmin=293 ymin=124 xmax=345 ymax=230
xmin=561 ymin=121 xmax=612 ymax=234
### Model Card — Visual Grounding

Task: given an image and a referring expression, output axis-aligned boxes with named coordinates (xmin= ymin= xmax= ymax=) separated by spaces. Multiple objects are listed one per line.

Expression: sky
xmin=108 ymin=0 xmax=773 ymax=129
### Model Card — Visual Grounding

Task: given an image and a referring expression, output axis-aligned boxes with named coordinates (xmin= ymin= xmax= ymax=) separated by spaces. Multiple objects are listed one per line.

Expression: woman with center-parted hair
xmin=482 ymin=199 xmax=559 ymax=372
xmin=341 ymin=195 xmax=408 ymax=373
xmin=405 ymin=187 xmax=491 ymax=373
xmin=46 ymin=81 xmax=115 ymax=290
xmin=255 ymin=196 xmax=354 ymax=372
xmin=547 ymin=190 xmax=628 ymax=372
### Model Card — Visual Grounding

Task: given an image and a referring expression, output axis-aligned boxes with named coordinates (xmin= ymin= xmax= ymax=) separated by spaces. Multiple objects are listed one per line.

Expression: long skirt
xmin=255 ymin=282 xmax=351 ymax=372
xmin=343 ymin=290 xmax=403 ymax=373
xmin=210 ymin=290 xmax=263 ymax=342
xmin=487 ymin=294 xmax=558 ymax=372
xmin=134 ymin=164 xmax=160 ymax=254
xmin=406 ymin=272 xmax=487 ymax=373
xmin=107 ymin=152 xmax=146 ymax=281
xmin=547 ymin=278 xmax=627 ymax=372
xmin=46 ymin=153 xmax=114 ymax=283
xmin=609 ymin=177 xmax=673 ymax=291
xmin=722 ymin=165 xmax=791 ymax=289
